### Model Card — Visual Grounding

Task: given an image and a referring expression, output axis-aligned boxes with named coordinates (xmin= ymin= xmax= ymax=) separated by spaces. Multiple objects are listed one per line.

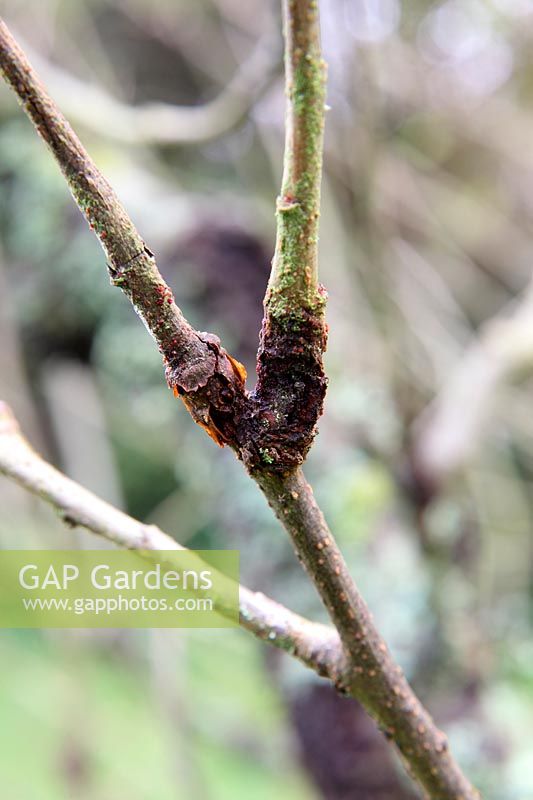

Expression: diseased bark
xmin=245 ymin=308 xmax=328 ymax=471
xmin=250 ymin=0 xmax=329 ymax=472
xmin=0 ymin=17 xmax=318 ymax=473
xmin=0 ymin=10 xmax=480 ymax=799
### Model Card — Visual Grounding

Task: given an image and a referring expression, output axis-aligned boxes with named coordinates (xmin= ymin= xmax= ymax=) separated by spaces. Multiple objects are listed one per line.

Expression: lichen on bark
xmin=248 ymin=0 xmax=328 ymax=473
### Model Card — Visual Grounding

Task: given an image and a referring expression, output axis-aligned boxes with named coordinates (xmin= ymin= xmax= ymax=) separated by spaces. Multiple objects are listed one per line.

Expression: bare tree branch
xmin=252 ymin=0 xmax=328 ymax=472
xmin=0 ymin=401 xmax=342 ymax=680
xmin=271 ymin=0 xmax=326 ymax=307
xmin=251 ymin=4 xmax=477 ymax=795
xmin=0 ymin=12 xmax=479 ymax=798
xmin=0 ymin=17 xmax=250 ymax=458
xmin=253 ymin=469 xmax=479 ymax=798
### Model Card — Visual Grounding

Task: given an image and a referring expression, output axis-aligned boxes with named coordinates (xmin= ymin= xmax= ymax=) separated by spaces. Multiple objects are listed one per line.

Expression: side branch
xmin=272 ymin=0 xmax=326 ymax=306
xmin=0 ymin=19 xmax=248 ymax=454
xmin=0 ymin=402 xmax=342 ymax=680
xmin=250 ymin=0 xmax=328 ymax=472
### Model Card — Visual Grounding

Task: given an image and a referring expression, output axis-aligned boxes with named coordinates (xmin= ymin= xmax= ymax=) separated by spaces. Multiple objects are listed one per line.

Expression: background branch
xmin=412 ymin=278 xmax=533 ymax=494
xmin=15 ymin=30 xmax=280 ymax=146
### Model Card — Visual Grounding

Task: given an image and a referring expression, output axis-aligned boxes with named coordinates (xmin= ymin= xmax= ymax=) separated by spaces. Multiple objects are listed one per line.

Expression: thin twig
xmin=0 ymin=401 xmax=342 ymax=680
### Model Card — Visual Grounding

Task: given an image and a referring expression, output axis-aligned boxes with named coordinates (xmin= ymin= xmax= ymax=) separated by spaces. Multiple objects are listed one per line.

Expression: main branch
xmin=254 ymin=469 xmax=478 ymax=797
xmin=251 ymin=2 xmax=478 ymax=796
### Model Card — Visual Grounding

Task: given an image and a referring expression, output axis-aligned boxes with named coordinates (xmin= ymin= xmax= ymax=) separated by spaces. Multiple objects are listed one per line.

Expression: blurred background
xmin=1 ymin=0 xmax=533 ymax=797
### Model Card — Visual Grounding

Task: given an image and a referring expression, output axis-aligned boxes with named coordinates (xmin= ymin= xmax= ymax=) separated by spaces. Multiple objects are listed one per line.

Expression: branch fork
xmin=0 ymin=6 xmax=479 ymax=798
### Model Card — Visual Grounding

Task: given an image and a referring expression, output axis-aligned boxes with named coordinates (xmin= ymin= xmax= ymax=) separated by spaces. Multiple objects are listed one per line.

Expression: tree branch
xmin=0 ymin=12 xmax=479 ymax=798
xmin=250 ymin=3 xmax=478 ymax=795
xmin=251 ymin=0 xmax=328 ymax=472
xmin=0 ymin=401 xmax=342 ymax=680
xmin=254 ymin=469 xmax=478 ymax=798
xmin=272 ymin=0 xmax=325 ymax=306
xmin=0 ymin=17 xmax=252 ymax=457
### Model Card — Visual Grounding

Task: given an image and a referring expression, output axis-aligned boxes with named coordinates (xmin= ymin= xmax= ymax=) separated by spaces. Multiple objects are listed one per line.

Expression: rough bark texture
xmin=243 ymin=308 xmax=328 ymax=470
xmin=250 ymin=0 xmax=329 ymax=472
